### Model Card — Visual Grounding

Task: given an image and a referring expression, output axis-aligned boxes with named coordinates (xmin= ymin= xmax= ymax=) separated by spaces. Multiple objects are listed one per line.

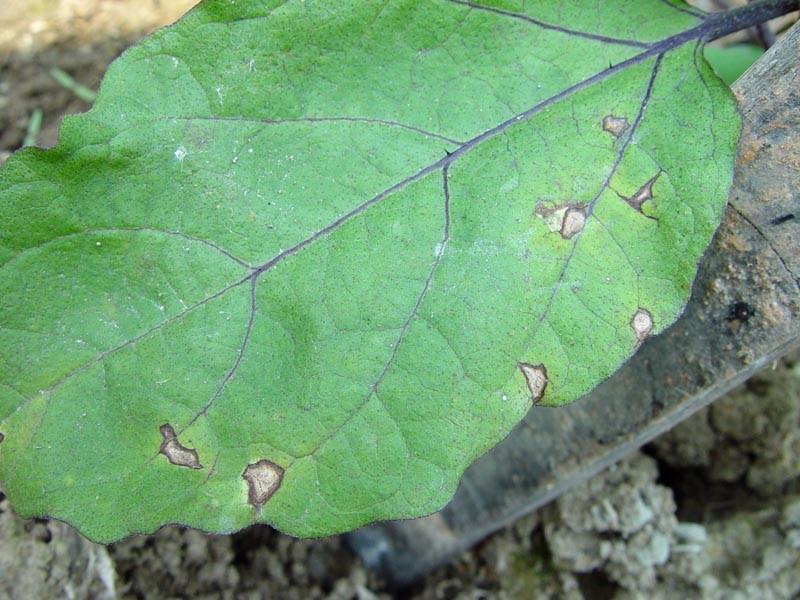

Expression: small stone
xmin=675 ymin=522 xmax=708 ymax=545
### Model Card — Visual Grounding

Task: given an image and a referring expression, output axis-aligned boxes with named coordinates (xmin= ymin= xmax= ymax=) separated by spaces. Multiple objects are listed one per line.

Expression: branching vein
xmin=170 ymin=115 xmax=466 ymax=145
xmin=1 ymin=227 xmax=252 ymax=272
xmin=446 ymin=0 xmax=650 ymax=48
xmin=182 ymin=277 xmax=259 ymax=431
xmin=27 ymin=274 xmax=253 ymax=404
xmin=655 ymin=0 xmax=707 ymax=19
xmin=297 ymin=166 xmax=452 ymax=458
xmin=530 ymin=54 xmax=664 ymax=345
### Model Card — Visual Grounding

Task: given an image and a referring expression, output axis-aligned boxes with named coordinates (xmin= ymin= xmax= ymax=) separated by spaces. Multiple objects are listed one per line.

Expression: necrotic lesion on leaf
xmin=159 ymin=424 xmax=202 ymax=469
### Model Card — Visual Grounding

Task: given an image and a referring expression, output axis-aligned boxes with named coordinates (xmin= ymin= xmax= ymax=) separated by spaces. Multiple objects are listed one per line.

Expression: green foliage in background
xmin=0 ymin=0 xmax=738 ymax=541
xmin=705 ymin=43 xmax=765 ymax=84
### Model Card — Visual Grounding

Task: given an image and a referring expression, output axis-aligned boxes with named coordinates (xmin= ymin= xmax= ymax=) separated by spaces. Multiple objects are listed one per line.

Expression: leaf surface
xmin=0 ymin=0 xmax=738 ymax=540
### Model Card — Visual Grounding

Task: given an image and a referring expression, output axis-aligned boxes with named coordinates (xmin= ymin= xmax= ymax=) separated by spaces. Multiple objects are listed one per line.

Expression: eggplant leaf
xmin=0 ymin=0 xmax=738 ymax=541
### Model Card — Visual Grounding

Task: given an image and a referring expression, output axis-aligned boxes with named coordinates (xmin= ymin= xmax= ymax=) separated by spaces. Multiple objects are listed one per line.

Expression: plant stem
xmin=703 ymin=0 xmax=799 ymax=42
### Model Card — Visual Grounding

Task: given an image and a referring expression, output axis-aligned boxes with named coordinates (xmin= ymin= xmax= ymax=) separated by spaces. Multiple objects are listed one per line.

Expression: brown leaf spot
xmin=536 ymin=202 xmax=585 ymax=237
xmin=0 ymin=432 xmax=4 ymax=444
xmin=602 ymin=115 xmax=628 ymax=137
xmin=631 ymin=308 xmax=654 ymax=342
xmin=560 ymin=207 xmax=586 ymax=239
xmin=625 ymin=173 xmax=660 ymax=212
xmin=159 ymin=424 xmax=202 ymax=469
xmin=534 ymin=203 xmax=564 ymax=234
xmin=242 ymin=459 xmax=284 ymax=508
xmin=518 ymin=363 xmax=548 ymax=403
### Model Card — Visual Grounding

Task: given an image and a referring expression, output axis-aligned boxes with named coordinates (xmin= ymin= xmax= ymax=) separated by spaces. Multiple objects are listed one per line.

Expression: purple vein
xmin=655 ymin=0 xmax=707 ymax=19
xmin=181 ymin=277 xmax=259 ymax=431
xmin=1 ymin=227 xmax=252 ymax=272
xmin=153 ymin=228 xmax=253 ymax=269
xmin=173 ymin=21 xmax=729 ymax=425
xmin=171 ymin=115 xmax=465 ymax=145
xmin=33 ymin=274 xmax=254 ymax=400
xmin=446 ymin=0 xmax=651 ymax=48
xmin=297 ymin=167 xmax=452 ymax=459
xmin=533 ymin=55 xmax=663 ymax=338
xmin=245 ymin=27 xmax=696 ymax=281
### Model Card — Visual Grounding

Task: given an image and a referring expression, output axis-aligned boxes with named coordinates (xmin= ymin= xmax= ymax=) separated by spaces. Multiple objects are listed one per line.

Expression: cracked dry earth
xmin=1 ymin=1 xmax=799 ymax=598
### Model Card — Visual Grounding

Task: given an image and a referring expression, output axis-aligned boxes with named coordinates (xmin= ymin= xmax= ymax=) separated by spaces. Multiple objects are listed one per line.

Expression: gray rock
xmin=543 ymin=453 xmax=678 ymax=591
xmin=674 ymin=522 xmax=708 ymax=545
xmin=0 ymin=497 xmax=116 ymax=600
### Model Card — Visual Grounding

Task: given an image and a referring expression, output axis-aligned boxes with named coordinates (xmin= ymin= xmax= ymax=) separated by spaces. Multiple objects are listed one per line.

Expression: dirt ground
xmin=0 ymin=2 xmax=798 ymax=598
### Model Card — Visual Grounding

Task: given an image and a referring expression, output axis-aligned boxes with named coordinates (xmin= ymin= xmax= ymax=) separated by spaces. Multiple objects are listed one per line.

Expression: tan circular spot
xmin=243 ymin=459 xmax=284 ymax=507
xmin=631 ymin=308 xmax=654 ymax=341
xmin=560 ymin=207 xmax=587 ymax=239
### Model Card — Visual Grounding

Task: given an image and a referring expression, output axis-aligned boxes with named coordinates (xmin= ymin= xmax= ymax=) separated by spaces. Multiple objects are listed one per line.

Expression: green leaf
xmin=705 ymin=43 xmax=765 ymax=84
xmin=0 ymin=0 xmax=738 ymax=541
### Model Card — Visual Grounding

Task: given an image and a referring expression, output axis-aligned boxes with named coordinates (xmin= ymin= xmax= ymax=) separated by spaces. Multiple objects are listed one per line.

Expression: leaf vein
xmin=13 ymin=274 xmax=252 ymax=414
xmin=1 ymin=227 xmax=253 ymax=272
xmin=297 ymin=167 xmax=452 ymax=459
xmin=445 ymin=0 xmax=651 ymax=48
xmin=182 ymin=278 xmax=259 ymax=430
xmin=655 ymin=0 xmax=707 ymax=19
xmin=169 ymin=115 xmax=465 ymax=145
xmin=517 ymin=53 xmax=664 ymax=399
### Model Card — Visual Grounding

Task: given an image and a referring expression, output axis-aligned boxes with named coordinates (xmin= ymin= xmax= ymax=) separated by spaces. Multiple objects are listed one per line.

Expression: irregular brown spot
xmin=159 ymin=424 xmax=202 ymax=469
xmin=536 ymin=202 xmax=586 ymax=237
xmin=533 ymin=202 xmax=560 ymax=232
xmin=560 ymin=207 xmax=587 ymax=239
xmin=0 ymin=432 xmax=4 ymax=444
xmin=625 ymin=173 xmax=660 ymax=212
xmin=242 ymin=459 xmax=284 ymax=507
xmin=631 ymin=308 xmax=654 ymax=342
xmin=518 ymin=363 xmax=548 ymax=403
xmin=602 ymin=115 xmax=628 ymax=137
